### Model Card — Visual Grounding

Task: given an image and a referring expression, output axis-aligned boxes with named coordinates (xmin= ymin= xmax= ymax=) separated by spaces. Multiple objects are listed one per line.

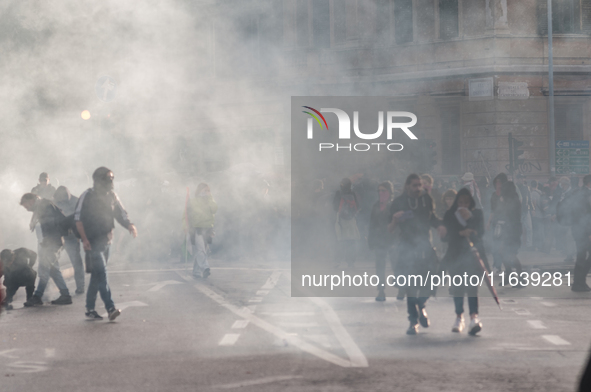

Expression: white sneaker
xmin=452 ymin=316 xmax=465 ymax=333
xmin=468 ymin=317 xmax=482 ymax=335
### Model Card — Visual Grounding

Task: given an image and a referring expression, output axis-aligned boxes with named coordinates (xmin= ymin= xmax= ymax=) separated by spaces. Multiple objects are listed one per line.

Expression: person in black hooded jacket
xmin=441 ymin=188 xmax=487 ymax=336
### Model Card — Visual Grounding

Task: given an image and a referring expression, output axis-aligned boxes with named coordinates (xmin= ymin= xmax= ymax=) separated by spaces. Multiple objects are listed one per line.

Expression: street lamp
xmin=548 ymin=0 xmax=555 ymax=175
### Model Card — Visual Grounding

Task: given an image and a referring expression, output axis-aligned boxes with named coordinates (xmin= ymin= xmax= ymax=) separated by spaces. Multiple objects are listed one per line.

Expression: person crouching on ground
xmin=1 ymin=248 xmax=38 ymax=310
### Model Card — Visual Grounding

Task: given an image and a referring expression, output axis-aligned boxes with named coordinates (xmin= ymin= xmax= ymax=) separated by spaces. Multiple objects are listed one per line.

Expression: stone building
xmin=205 ymin=0 xmax=591 ymax=179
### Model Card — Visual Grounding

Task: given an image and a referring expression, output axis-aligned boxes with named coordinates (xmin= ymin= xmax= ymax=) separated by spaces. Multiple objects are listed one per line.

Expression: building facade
xmin=205 ymin=0 xmax=591 ymax=179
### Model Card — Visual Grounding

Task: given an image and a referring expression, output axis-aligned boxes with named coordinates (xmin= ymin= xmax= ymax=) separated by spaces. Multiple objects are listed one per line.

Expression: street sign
xmin=555 ymin=140 xmax=590 ymax=175
xmin=556 ymin=140 xmax=589 ymax=149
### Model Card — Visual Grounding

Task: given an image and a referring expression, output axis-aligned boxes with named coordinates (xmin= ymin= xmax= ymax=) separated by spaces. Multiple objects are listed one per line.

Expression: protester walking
xmin=389 ymin=174 xmax=446 ymax=335
xmin=441 ymin=188 xmax=486 ymax=335
xmin=53 ymin=186 xmax=85 ymax=294
xmin=75 ymin=167 xmax=137 ymax=320
xmin=20 ymin=193 xmax=72 ymax=306
xmin=187 ymin=183 xmax=217 ymax=279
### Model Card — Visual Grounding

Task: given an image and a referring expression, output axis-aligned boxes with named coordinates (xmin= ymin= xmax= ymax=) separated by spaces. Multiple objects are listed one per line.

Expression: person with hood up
xmin=441 ymin=188 xmax=487 ymax=335
xmin=53 ymin=186 xmax=84 ymax=294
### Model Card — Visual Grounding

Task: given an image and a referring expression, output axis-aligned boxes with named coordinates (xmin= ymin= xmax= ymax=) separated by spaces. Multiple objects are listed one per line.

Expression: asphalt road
xmin=1 ymin=258 xmax=590 ymax=392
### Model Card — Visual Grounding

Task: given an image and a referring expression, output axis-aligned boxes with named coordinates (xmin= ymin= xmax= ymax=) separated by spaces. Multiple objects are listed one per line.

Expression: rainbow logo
xmin=302 ymin=106 xmax=328 ymax=130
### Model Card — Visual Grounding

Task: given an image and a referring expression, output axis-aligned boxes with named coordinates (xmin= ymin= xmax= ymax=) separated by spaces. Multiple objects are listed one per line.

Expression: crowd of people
xmin=302 ymin=170 xmax=591 ymax=336
xmin=0 ymin=168 xmax=137 ymax=321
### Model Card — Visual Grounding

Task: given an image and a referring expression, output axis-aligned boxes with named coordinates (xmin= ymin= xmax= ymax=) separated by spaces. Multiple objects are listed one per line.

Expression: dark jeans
xmin=375 ymin=247 xmax=395 ymax=293
xmin=86 ymin=241 xmax=115 ymax=312
xmin=405 ymin=286 xmax=430 ymax=324
xmin=574 ymin=238 xmax=591 ymax=287
xmin=34 ymin=242 xmax=69 ymax=298
xmin=5 ymin=284 xmax=35 ymax=303
xmin=452 ymin=284 xmax=479 ymax=315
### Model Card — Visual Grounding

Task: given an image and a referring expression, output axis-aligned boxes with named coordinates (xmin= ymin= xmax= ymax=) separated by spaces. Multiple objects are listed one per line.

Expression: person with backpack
xmin=333 ymin=178 xmax=360 ymax=268
xmin=1 ymin=248 xmax=37 ymax=310
xmin=75 ymin=167 xmax=137 ymax=321
xmin=53 ymin=186 xmax=85 ymax=294
xmin=20 ymin=193 xmax=72 ymax=306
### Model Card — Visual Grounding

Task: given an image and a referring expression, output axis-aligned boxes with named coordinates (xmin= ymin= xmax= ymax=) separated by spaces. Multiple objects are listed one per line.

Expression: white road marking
xmin=261 ymin=312 xmax=316 ymax=317
xmin=513 ymin=309 xmax=531 ymax=315
xmin=282 ymin=273 xmax=369 ymax=368
xmin=45 ymin=348 xmax=56 ymax=358
xmin=541 ymin=302 xmax=556 ymax=307
xmin=542 ymin=335 xmax=571 ymax=346
xmin=246 ymin=305 xmax=257 ymax=313
xmin=212 ymin=375 xmax=303 ymax=389
xmin=308 ymin=297 xmax=369 ymax=368
xmin=100 ymin=301 xmax=148 ymax=318
xmin=147 ymin=280 xmax=184 ymax=292
xmin=278 ymin=322 xmax=319 ymax=328
xmin=256 ymin=290 xmax=269 ymax=296
xmin=7 ymin=361 xmax=48 ymax=373
xmin=248 ymin=298 xmax=263 ymax=303
xmin=219 ymin=334 xmax=240 ymax=346
xmin=181 ymin=275 xmax=353 ymax=368
xmin=0 ymin=349 xmax=19 ymax=359
xmin=261 ymin=271 xmax=283 ymax=290
xmin=527 ymin=320 xmax=547 ymax=329
xmin=231 ymin=320 xmax=250 ymax=329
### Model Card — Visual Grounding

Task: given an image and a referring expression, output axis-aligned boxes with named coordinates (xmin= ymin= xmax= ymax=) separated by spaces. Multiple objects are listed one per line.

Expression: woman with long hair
xmin=441 ymin=188 xmax=486 ymax=335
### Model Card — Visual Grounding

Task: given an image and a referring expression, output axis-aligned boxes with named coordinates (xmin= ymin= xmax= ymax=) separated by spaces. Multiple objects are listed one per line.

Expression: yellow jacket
xmin=186 ymin=196 xmax=217 ymax=229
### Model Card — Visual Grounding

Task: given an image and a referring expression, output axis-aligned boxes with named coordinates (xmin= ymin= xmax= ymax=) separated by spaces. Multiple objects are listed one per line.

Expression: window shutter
xmin=537 ymin=0 xmax=548 ymax=36
xmin=583 ymin=0 xmax=591 ymax=34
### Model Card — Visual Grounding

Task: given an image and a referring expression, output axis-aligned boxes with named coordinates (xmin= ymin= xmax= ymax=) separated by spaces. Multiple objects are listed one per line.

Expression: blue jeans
xmin=86 ymin=242 xmax=115 ymax=312
xmin=34 ymin=243 xmax=69 ymax=297
xmin=64 ymin=234 xmax=85 ymax=292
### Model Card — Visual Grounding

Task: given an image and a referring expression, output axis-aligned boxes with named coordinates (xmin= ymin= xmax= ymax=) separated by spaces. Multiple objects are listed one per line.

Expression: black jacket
xmin=3 ymin=248 xmax=37 ymax=286
xmin=74 ymin=188 xmax=132 ymax=243
xmin=441 ymin=208 xmax=488 ymax=274
xmin=34 ymin=199 xmax=67 ymax=247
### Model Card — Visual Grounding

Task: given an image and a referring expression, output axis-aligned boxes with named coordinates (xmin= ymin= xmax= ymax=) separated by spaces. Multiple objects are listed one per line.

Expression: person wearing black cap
xmin=74 ymin=167 xmax=137 ymax=321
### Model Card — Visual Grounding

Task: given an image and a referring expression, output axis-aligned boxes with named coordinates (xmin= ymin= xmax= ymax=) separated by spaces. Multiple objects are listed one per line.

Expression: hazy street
xmin=2 ymin=256 xmax=589 ymax=392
